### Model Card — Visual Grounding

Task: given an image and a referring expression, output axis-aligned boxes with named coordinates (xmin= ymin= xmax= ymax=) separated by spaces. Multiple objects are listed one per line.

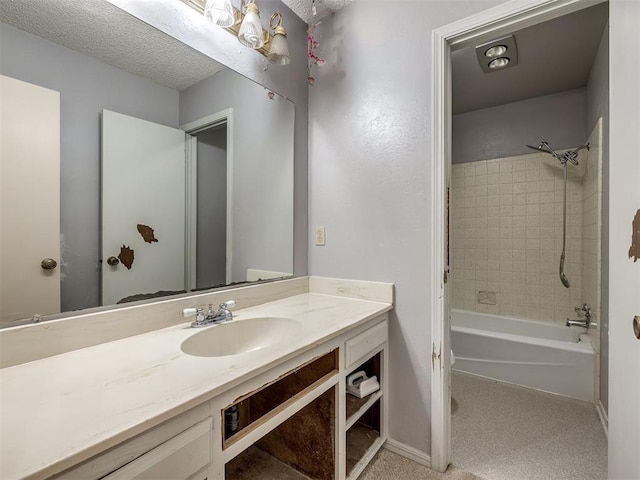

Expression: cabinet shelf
xmin=226 ymin=446 xmax=312 ymax=480
xmin=345 ymin=397 xmax=381 ymax=479
xmin=223 ymin=349 xmax=338 ymax=448
xmin=346 ymin=435 xmax=384 ymax=480
xmin=345 ymin=390 xmax=382 ymax=431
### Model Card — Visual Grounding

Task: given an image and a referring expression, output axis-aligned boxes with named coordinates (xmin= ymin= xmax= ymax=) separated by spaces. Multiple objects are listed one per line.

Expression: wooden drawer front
xmin=345 ymin=321 xmax=387 ymax=370
xmin=103 ymin=418 xmax=211 ymax=480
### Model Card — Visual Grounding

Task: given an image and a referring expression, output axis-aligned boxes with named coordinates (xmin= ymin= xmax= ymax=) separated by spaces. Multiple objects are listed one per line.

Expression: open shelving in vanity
xmin=219 ymin=318 xmax=389 ymax=480
xmin=345 ymin=349 xmax=385 ymax=479
xmin=224 ymin=350 xmax=339 ymax=480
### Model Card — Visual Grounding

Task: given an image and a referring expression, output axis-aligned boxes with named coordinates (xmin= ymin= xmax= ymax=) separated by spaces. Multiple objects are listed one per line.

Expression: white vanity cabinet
xmin=52 ymin=403 xmax=214 ymax=480
xmin=50 ymin=314 xmax=389 ymax=480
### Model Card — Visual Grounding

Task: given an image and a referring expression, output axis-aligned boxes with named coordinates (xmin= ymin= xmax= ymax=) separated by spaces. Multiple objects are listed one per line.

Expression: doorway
xmin=193 ymin=124 xmax=228 ymax=289
xmin=182 ymin=109 xmax=234 ymax=289
xmin=429 ymin=0 xmax=622 ymax=475
xmin=447 ymin=4 xmax=609 ymax=474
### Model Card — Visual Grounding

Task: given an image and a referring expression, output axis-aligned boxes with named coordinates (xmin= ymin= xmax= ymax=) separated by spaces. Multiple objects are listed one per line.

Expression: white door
xmin=101 ymin=110 xmax=187 ymax=305
xmin=608 ymin=1 xmax=640 ymax=478
xmin=0 ymin=75 xmax=60 ymax=323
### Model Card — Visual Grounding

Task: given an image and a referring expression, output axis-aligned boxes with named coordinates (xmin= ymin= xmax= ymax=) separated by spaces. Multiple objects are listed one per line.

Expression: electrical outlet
xmin=314 ymin=226 xmax=326 ymax=246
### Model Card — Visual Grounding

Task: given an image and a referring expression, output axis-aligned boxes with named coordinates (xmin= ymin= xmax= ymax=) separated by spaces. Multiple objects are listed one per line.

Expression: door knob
xmin=106 ymin=256 xmax=120 ymax=266
xmin=634 ymin=316 xmax=640 ymax=340
xmin=41 ymin=258 xmax=57 ymax=270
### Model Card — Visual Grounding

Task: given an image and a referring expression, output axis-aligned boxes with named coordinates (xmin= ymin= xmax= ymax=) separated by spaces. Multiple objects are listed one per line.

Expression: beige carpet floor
xmin=452 ymin=371 xmax=607 ymax=480
xmin=360 ymin=449 xmax=483 ymax=480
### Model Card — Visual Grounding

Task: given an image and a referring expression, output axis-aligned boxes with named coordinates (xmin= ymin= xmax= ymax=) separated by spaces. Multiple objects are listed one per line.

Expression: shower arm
xmin=527 ymin=141 xmax=589 ymax=166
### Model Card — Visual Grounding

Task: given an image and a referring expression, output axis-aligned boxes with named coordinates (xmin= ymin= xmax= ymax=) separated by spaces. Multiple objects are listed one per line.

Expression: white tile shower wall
xmin=581 ymin=119 xmax=602 ymax=353
xmin=451 ymin=151 xmax=587 ymax=325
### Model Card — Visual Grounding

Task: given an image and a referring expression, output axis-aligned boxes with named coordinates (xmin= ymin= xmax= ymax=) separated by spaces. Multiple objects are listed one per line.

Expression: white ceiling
xmin=452 ymin=2 xmax=609 ymax=114
xmin=282 ymin=0 xmax=357 ymax=24
xmin=0 ymin=0 xmax=225 ymax=91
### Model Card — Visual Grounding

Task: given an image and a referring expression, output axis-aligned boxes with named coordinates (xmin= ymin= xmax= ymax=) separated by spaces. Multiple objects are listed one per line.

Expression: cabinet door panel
xmin=103 ymin=418 xmax=211 ymax=480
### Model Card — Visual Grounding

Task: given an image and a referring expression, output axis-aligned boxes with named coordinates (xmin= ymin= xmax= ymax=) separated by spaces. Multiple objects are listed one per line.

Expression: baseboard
xmin=384 ymin=438 xmax=431 ymax=468
xmin=596 ymin=400 xmax=608 ymax=437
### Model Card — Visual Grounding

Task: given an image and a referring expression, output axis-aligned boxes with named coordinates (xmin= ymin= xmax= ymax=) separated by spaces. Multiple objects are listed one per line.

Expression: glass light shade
xmin=238 ymin=3 xmax=264 ymax=49
xmin=204 ymin=0 xmax=234 ymax=28
xmin=489 ymin=57 xmax=510 ymax=69
xmin=268 ymin=32 xmax=290 ymax=65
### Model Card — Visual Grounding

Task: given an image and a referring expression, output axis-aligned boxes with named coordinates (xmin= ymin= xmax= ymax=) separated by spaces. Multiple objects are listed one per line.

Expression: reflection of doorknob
xmin=107 ymin=256 xmax=120 ymax=266
xmin=41 ymin=258 xmax=57 ymax=270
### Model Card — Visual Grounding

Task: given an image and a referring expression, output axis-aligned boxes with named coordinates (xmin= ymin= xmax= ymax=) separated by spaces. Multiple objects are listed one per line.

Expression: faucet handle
xmin=182 ymin=307 xmax=205 ymax=322
xmin=220 ymin=300 xmax=236 ymax=310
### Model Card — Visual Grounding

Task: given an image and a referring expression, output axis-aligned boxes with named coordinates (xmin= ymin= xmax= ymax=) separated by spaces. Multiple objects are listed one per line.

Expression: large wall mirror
xmin=0 ymin=1 xmax=294 ymax=325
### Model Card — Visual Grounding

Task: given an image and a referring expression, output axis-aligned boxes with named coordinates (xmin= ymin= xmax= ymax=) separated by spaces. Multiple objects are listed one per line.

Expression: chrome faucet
xmin=183 ymin=300 xmax=236 ymax=328
xmin=566 ymin=303 xmax=597 ymax=329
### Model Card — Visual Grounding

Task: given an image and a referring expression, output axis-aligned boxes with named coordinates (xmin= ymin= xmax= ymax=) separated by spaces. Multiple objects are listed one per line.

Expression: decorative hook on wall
xmin=307 ymin=1 xmax=325 ymax=85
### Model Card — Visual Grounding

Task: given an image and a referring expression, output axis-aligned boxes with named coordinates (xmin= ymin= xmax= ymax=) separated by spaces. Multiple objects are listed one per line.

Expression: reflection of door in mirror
xmin=101 ymin=110 xmax=188 ymax=305
xmin=1 ymin=75 xmax=61 ymax=324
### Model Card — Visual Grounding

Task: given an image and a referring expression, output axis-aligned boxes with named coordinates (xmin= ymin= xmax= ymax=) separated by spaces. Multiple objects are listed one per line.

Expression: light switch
xmin=314 ymin=226 xmax=326 ymax=246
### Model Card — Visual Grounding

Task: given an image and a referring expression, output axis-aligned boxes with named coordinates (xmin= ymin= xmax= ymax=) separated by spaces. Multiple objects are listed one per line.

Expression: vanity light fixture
xmin=267 ymin=13 xmax=290 ymax=65
xmin=237 ymin=0 xmax=264 ymax=48
xmin=475 ymin=35 xmax=518 ymax=73
xmin=188 ymin=0 xmax=290 ymax=65
xmin=204 ymin=0 xmax=234 ymax=27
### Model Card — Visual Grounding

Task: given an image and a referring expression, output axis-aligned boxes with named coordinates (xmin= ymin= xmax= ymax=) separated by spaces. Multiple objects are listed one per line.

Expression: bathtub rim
xmin=451 ymin=309 xmax=595 ymax=354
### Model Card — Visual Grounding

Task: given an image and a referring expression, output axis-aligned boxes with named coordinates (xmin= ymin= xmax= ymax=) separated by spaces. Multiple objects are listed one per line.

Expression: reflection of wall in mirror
xmin=0 ymin=22 xmax=179 ymax=313
xmin=180 ymin=69 xmax=295 ymax=283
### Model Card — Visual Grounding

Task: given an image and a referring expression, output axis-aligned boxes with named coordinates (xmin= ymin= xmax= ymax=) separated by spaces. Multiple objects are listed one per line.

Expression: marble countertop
xmin=0 ymin=292 xmax=391 ymax=480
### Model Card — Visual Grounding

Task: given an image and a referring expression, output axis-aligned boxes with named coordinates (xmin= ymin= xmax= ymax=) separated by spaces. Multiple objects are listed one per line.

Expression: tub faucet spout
xmin=566 ymin=303 xmax=597 ymax=329
xmin=566 ymin=318 xmax=591 ymax=328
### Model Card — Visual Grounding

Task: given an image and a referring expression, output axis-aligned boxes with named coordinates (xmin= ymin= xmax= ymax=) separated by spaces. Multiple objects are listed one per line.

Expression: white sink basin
xmin=180 ymin=317 xmax=301 ymax=358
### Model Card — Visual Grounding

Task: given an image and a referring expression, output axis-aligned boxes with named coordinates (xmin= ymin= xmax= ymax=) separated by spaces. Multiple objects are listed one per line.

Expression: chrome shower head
xmin=559 ymin=252 xmax=570 ymax=288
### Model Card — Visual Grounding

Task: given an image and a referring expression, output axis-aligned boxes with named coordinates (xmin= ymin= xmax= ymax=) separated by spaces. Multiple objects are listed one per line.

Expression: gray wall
xmin=196 ymin=128 xmax=227 ymax=288
xmin=587 ymin=25 xmax=609 ymax=414
xmin=0 ymin=22 xmax=179 ymax=312
xmin=111 ymin=0 xmax=309 ymax=279
xmin=308 ymin=0 xmax=505 ymax=456
xmin=452 ymin=88 xmax=587 ymax=163
xmin=180 ymin=69 xmax=295 ymax=282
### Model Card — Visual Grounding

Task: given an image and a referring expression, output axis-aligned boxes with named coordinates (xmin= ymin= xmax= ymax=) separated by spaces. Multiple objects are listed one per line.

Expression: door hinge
xmin=432 ymin=344 xmax=442 ymax=370
xmin=443 ymin=270 xmax=449 ymax=284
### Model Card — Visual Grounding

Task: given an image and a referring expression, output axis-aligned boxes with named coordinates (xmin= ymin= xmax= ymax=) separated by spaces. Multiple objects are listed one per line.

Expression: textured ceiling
xmin=282 ymin=0 xmax=358 ymax=24
xmin=1 ymin=0 xmax=608 ymax=108
xmin=0 ymin=0 xmax=225 ymax=91
xmin=452 ymin=2 xmax=609 ymax=114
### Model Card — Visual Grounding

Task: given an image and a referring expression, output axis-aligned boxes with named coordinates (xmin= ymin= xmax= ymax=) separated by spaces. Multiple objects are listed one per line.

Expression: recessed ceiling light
xmin=485 ymin=45 xmax=507 ymax=57
xmin=475 ymin=35 xmax=518 ymax=73
xmin=488 ymin=57 xmax=510 ymax=69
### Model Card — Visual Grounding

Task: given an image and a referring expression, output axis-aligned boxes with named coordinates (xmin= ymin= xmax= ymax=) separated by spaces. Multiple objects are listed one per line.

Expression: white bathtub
xmin=451 ymin=309 xmax=595 ymax=401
